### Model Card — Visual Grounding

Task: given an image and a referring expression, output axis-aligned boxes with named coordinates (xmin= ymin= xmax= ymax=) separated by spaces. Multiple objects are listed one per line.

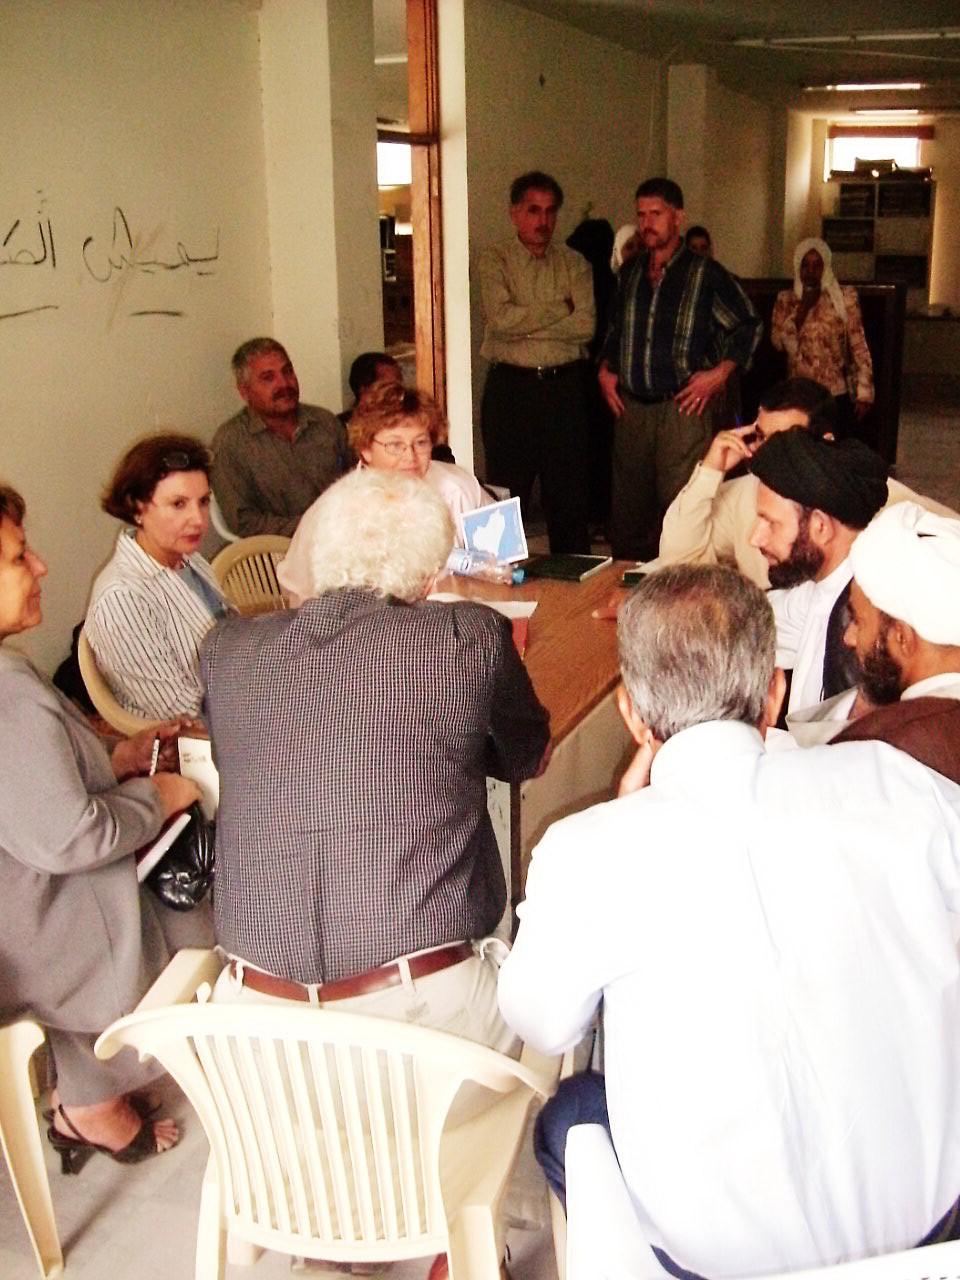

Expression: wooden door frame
xmin=378 ymin=0 xmax=445 ymax=412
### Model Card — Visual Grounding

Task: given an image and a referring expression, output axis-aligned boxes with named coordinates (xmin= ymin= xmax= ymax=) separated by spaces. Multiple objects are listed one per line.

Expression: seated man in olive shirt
xmin=202 ymin=468 xmax=551 ymax=1052
xmin=211 ymin=337 xmax=348 ymax=536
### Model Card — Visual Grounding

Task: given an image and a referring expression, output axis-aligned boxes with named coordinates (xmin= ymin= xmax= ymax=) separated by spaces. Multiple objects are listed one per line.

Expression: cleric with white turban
xmin=850 ymin=501 xmax=960 ymax=646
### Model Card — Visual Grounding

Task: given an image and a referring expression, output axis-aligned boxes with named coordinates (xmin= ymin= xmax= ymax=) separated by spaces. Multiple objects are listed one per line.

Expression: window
xmin=825 ymin=135 xmax=921 ymax=180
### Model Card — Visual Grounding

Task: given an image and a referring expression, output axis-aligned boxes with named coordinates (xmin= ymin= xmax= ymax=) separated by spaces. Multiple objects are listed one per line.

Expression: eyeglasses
xmin=372 ymin=437 xmax=433 ymax=458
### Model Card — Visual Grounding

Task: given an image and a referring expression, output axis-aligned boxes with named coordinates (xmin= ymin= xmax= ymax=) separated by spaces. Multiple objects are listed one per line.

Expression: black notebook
xmin=523 ymin=554 xmax=612 ymax=582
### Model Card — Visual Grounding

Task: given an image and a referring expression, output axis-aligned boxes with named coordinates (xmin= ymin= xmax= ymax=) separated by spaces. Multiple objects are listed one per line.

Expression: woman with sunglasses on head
xmin=0 ymin=482 xmax=207 ymax=1170
xmin=84 ymin=434 xmax=233 ymax=720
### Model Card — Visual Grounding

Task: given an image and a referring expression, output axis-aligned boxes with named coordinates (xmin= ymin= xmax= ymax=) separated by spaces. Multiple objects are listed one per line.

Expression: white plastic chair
xmin=77 ymin=631 xmax=163 ymax=737
xmin=564 ymin=1124 xmax=960 ymax=1280
xmin=0 ymin=1019 xmax=63 ymax=1278
xmin=208 ymin=493 xmax=238 ymax=544
xmin=210 ymin=535 xmax=290 ymax=613
xmin=96 ymin=950 xmax=560 ymax=1279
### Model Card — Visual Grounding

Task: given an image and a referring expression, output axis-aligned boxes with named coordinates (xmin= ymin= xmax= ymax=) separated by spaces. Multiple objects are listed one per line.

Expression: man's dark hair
xmin=760 ymin=377 xmax=836 ymax=429
xmin=348 ymin=352 xmax=400 ymax=401
xmin=510 ymin=171 xmax=564 ymax=208
xmin=685 ymin=225 xmax=711 ymax=248
xmin=635 ymin=178 xmax=684 ymax=208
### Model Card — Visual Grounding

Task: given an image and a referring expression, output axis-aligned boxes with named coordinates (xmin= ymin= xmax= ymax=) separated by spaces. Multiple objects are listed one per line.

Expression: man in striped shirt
xmin=599 ymin=178 xmax=762 ymax=562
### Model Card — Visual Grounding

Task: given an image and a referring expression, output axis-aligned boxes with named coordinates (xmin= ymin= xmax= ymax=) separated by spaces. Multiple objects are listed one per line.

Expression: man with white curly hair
xmin=201 ymin=468 xmax=550 ymax=1051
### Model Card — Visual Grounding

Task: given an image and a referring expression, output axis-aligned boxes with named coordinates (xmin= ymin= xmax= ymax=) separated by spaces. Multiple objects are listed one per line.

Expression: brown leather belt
xmin=229 ymin=942 xmax=475 ymax=1004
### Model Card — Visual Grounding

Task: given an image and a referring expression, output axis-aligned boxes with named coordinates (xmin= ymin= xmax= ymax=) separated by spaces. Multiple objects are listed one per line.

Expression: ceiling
xmin=509 ymin=0 xmax=960 ymax=117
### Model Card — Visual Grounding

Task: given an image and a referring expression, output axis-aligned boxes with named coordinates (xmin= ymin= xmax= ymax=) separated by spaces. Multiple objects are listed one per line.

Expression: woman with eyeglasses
xmin=349 ymin=382 xmax=492 ymax=522
xmin=278 ymin=383 xmax=494 ymax=606
xmin=84 ymin=434 xmax=233 ymax=720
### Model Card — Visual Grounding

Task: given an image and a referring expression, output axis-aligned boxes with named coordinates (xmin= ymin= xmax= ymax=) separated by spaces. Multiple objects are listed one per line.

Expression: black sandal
xmin=47 ymin=1104 xmax=173 ymax=1175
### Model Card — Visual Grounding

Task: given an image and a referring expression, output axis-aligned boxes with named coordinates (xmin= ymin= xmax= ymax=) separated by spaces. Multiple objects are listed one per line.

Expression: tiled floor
xmin=4 ymin=383 xmax=959 ymax=1280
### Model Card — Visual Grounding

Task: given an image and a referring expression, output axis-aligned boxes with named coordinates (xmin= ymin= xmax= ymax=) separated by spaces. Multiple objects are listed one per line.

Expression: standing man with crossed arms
xmin=599 ymin=177 xmax=761 ymax=561
xmin=479 ymin=171 xmax=595 ymax=553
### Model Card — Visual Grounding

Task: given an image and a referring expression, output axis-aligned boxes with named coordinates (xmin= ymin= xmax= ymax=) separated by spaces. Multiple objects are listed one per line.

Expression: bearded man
xmin=748 ymin=430 xmax=887 ymax=716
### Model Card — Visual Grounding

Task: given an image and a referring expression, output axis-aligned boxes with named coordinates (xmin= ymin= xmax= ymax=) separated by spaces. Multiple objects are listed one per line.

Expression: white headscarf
xmin=850 ymin=502 xmax=960 ymax=646
xmin=793 ymin=237 xmax=846 ymax=323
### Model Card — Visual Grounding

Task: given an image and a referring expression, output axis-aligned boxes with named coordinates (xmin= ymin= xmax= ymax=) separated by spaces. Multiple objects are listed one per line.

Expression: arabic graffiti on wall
xmin=1 ymin=194 xmax=220 ymax=323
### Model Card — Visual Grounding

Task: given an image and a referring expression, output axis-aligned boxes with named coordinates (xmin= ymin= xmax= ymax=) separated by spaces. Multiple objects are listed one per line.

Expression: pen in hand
xmin=148 ymin=736 xmax=160 ymax=777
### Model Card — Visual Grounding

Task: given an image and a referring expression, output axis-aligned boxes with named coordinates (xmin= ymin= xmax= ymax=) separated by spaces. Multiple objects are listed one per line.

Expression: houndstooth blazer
xmin=200 ymin=589 xmax=550 ymax=983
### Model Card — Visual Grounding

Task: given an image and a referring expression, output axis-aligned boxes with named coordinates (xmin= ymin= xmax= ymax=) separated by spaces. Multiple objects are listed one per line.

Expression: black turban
xmin=750 ymin=433 xmax=887 ymax=530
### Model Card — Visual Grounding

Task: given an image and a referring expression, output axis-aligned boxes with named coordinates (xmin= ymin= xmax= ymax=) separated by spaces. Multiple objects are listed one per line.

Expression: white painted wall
xmin=922 ymin=121 xmax=960 ymax=310
xmin=668 ymin=66 xmax=785 ymax=277
xmin=783 ymin=112 xmax=821 ymax=275
xmin=1 ymin=0 xmax=272 ymax=672
xmin=463 ymin=0 xmax=666 ymax=463
xmin=668 ymin=66 xmax=709 ymax=227
xmin=706 ymin=76 xmax=785 ymax=277
xmin=260 ymin=0 xmax=383 ymax=410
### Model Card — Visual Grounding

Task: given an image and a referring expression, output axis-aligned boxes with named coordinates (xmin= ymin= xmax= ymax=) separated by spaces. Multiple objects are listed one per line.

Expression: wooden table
xmin=438 ymin=562 xmax=635 ymax=920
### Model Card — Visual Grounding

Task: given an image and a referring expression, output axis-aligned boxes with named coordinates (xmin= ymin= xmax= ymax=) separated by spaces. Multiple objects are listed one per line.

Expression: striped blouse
xmin=84 ymin=529 xmax=231 ymax=719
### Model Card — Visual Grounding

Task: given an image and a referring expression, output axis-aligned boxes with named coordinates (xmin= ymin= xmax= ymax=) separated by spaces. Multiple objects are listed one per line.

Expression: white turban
xmin=793 ymin=236 xmax=847 ymax=324
xmin=850 ymin=502 xmax=960 ymax=645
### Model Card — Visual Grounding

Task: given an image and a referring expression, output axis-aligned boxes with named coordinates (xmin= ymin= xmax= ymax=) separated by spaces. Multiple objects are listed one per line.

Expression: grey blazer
xmin=0 ymin=650 xmax=183 ymax=1033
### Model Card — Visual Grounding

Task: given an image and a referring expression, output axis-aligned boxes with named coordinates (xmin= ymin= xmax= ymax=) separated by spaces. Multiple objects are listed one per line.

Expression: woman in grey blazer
xmin=0 ymin=482 xmax=209 ymax=1171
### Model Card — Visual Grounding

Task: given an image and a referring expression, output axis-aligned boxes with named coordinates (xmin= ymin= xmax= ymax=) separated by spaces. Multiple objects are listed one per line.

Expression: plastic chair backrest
xmin=77 ymin=631 xmax=162 ymax=737
xmin=208 ymin=492 xmax=238 ymax=543
xmin=210 ymin=536 xmax=291 ymax=613
xmin=97 ymin=951 xmax=557 ymax=1268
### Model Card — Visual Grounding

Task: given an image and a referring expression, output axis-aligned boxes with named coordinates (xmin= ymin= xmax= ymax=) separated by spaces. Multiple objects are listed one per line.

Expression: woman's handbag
xmin=147 ymin=802 xmax=215 ymax=911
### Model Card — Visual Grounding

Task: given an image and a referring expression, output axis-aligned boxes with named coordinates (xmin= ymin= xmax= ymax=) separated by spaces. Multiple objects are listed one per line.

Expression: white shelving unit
xmin=821 ymin=173 xmax=935 ymax=308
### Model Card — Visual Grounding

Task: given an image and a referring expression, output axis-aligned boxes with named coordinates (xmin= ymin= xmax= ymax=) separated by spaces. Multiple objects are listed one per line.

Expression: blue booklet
xmin=459 ymin=496 xmax=528 ymax=564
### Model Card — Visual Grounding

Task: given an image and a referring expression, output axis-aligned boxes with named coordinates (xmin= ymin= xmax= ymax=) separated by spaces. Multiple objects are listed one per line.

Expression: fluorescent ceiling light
xmin=803 ymin=81 xmax=924 ymax=92
xmin=854 ymin=108 xmax=921 ymax=116
xmin=735 ymin=28 xmax=960 ymax=48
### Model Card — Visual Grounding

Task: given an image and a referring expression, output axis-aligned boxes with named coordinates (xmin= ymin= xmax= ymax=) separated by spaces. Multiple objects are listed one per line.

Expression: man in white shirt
xmin=498 ymin=563 xmax=960 ymax=1279
xmin=749 ymin=430 xmax=887 ymax=715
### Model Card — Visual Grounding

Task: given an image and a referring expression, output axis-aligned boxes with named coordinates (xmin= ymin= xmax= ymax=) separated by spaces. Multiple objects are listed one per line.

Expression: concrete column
xmin=259 ymin=0 xmax=383 ymax=410
xmin=666 ymin=64 xmax=709 ymax=224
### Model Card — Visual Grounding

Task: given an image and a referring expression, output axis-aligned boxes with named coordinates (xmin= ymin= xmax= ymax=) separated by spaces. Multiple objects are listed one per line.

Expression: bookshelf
xmin=821 ymin=173 xmax=934 ymax=309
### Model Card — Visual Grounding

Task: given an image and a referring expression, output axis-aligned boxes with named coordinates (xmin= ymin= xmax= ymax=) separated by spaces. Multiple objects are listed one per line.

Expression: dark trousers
xmin=480 ymin=361 xmax=590 ymax=554
xmin=610 ymin=396 xmax=712 ymax=562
